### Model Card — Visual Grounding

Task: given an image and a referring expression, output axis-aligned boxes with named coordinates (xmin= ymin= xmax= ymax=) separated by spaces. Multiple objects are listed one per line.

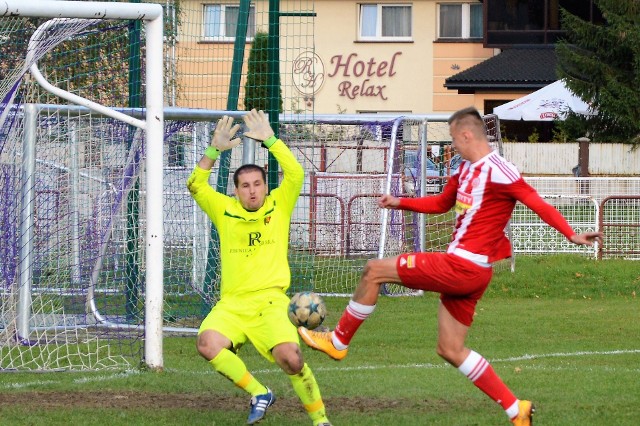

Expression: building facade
xmin=174 ymin=1 xmax=602 ymax=118
xmin=176 ymin=0 xmax=496 ymax=114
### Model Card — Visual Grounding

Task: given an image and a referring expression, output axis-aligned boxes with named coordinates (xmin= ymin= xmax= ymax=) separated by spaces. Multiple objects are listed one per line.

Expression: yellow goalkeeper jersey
xmin=187 ymin=139 xmax=304 ymax=299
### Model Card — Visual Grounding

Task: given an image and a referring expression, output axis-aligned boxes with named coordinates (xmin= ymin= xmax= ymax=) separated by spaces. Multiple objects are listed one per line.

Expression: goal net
xmin=0 ymin=3 xmax=164 ymax=371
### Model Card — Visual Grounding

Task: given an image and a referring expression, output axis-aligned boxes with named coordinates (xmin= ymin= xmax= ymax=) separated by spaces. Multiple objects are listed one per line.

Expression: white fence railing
xmin=503 ymin=142 xmax=640 ymax=176
xmin=512 ymin=177 xmax=640 ymax=260
xmin=512 ymin=195 xmax=599 ymax=258
xmin=524 ymin=177 xmax=640 ymax=202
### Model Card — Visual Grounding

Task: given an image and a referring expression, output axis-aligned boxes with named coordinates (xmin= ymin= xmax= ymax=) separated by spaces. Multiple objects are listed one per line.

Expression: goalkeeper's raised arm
xmin=192 ymin=108 xmax=288 ymax=170
xmin=243 ymin=109 xmax=304 ymax=211
xmin=227 ymin=108 xmax=304 ymax=211
xmin=200 ymin=114 xmax=241 ymax=169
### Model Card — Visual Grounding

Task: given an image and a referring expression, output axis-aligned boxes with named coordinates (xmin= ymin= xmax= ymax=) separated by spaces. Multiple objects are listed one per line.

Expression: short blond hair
xmin=448 ymin=107 xmax=487 ymax=139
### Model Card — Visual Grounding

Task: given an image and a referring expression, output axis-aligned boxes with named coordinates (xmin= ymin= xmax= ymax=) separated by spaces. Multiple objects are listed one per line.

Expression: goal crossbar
xmin=2 ymin=0 xmax=165 ymax=370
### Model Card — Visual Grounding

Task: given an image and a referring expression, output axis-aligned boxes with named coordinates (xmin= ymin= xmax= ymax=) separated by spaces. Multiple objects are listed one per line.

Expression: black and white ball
xmin=288 ymin=291 xmax=327 ymax=329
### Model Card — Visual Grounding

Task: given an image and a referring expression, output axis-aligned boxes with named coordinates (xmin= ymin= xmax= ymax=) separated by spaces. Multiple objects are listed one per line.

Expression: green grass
xmin=1 ymin=255 xmax=638 ymax=425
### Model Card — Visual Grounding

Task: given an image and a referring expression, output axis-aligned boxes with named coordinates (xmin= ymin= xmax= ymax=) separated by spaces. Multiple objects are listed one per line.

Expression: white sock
xmin=457 ymin=350 xmax=485 ymax=380
xmin=347 ymin=299 xmax=376 ymax=316
xmin=331 ymin=333 xmax=348 ymax=350
xmin=506 ymin=400 xmax=520 ymax=419
xmin=331 ymin=300 xmax=375 ymax=350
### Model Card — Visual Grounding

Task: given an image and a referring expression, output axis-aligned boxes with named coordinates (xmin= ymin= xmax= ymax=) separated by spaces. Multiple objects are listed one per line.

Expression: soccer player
xmin=187 ymin=109 xmax=331 ymax=426
xmin=298 ymin=106 xmax=603 ymax=425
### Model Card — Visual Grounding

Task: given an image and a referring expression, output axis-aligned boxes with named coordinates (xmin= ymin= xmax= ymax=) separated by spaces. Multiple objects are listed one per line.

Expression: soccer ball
xmin=288 ymin=291 xmax=327 ymax=330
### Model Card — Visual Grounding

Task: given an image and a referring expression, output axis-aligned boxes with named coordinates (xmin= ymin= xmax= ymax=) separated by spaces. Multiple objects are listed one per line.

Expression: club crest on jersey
xmin=400 ymin=254 xmax=416 ymax=268
xmin=264 ymin=216 xmax=271 ymax=225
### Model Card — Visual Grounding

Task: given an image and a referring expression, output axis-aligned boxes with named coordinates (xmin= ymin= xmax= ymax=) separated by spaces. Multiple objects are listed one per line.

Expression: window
xmin=438 ymin=3 xmax=483 ymax=39
xmin=359 ymin=4 xmax=412 ymax=41
xmin=203 ymin=4 xmax=256 ymax=40
xmin=485 ymin=0 xmax=604 ymax=47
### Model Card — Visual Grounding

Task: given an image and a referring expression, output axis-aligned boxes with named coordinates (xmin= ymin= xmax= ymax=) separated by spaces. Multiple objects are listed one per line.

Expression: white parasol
xmin=494 ymin=80 xmax=597 ymax=121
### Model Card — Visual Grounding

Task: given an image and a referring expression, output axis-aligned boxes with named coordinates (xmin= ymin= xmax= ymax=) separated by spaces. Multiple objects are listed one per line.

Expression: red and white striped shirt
xmin=399 ymin=151 xmax=575 ymax=264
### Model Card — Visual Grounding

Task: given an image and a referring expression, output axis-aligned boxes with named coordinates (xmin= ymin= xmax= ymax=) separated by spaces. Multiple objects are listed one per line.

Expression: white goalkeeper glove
xmin=243 ymin=109 xmax=276 ymax=145
xmin=211 ymin=115 xmax=241 ymax=152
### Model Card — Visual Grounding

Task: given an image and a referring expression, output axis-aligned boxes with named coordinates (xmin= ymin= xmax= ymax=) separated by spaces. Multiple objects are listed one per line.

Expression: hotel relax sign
xmin=292 ymin=51 xmax=402 ymax=102
xmin=328 ymin=52 xmax=402 ymax=101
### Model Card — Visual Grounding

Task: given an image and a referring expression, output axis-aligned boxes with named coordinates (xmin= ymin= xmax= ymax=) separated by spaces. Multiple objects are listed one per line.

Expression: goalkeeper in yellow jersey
xmin=187 ymin=109 xmax=331 ymax=426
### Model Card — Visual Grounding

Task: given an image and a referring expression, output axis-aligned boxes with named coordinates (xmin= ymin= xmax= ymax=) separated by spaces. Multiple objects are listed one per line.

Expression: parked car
xmin=449 ymin=153 xmax=463 ymax=171
xmin=403 ymin=151 xmax=461 ymax=195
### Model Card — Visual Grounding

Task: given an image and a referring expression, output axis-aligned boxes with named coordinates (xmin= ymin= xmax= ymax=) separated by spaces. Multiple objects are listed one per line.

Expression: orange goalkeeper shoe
xmin=297 ymin=327 xmax=348 ymax=361
xmin=511 ymin=400 xmax=535 ymax=426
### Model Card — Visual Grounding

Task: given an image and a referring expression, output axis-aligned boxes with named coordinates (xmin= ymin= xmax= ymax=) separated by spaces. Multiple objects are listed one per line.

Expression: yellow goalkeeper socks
xmin=209 ymin=348 xmax=268 ymax=396
xmin=289 ymin=363 xmax=330 ymax=425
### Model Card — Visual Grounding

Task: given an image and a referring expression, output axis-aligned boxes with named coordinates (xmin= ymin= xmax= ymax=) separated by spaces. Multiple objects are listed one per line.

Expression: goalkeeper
xmin=187 ymin=109 xmax=331 ymax=426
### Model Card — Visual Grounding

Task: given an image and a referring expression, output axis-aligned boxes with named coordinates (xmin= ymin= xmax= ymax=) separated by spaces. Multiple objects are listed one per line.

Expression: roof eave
xmin=443 ymin=82 xmax=554 ymax=93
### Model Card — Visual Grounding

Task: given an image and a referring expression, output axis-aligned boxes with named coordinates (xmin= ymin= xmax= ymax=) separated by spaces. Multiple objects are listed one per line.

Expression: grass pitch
xmin=0 ymin=254 xmax=638 ymax=425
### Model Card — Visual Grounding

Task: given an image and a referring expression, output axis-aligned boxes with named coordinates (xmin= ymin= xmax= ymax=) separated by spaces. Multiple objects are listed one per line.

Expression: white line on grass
xmin=4 ymin=349 xmax=638 ymax=389
xmin=1 ymin=369 xmax=140 ymax=390
xmin=493 ymin=349 xmax=640 ymax=363
xmin=247 ymin=348 xmax=640 ymax=375
xmin=509 ymin=364 xmax=640 ymax=373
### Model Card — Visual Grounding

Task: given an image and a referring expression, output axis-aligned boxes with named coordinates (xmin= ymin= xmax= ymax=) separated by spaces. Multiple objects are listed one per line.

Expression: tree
xmin=244 ymin=31 xmax=282 ymax=112
xmin=556 ymin=0 xmax=640 ymax=143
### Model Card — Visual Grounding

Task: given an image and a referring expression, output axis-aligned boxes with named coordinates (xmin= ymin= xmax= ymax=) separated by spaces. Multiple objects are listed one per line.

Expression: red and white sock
xmin=332 ymin=300 xmax=375 ymax=348
xmin=458 ymin=350 xmax=518 ymax=418
xmin=505 ymin=400 xmax=520 ymax=420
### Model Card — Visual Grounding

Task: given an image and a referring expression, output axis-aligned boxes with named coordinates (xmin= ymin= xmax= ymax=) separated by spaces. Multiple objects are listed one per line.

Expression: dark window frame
xmin=483 ymin=0 xmax=603 ymax=48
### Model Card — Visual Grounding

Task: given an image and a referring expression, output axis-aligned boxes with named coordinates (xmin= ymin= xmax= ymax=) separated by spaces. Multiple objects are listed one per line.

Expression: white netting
xmin=1 ymin=17 xmax=147 ymax=371
xmin=0 ymin=3 xmax=321 ymax=371
xmin=0 ymin=18 xmax=99 ymax=129
xmin=284 ymin=118 xmax=432 ymax=296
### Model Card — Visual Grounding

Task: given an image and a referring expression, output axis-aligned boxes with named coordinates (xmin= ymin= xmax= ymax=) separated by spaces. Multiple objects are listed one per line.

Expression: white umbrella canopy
xmin=494 ymin=80 xmax=597 ymax=121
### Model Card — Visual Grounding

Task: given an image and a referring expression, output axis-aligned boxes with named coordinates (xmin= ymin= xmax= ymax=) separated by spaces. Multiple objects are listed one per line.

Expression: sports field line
xmin=1 ymin=370 xmax=141 ymax=390
xmin=3 ymin=349 xmax=638 ymax=390
xmin=494 ymin=349 xmax=640 ymax=362
xmin=250 ymin=348 xmax=640 ymax=375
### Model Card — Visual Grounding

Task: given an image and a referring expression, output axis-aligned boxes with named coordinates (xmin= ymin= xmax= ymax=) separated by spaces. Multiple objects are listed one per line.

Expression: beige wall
xmin=311 ymin=1 xmax=437 ymax=114
xmin=432 ymin=42 xmax=495 ymax=112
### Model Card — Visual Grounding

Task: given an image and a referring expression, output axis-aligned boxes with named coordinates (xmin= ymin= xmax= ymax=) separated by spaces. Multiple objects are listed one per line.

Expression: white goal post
xmin=1 ymin=0 xmax=165 ymax=370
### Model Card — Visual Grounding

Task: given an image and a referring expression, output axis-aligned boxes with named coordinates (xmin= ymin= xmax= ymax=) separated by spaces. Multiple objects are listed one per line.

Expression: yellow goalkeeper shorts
xmin=198 ymin=289 xmax=299 ymax=362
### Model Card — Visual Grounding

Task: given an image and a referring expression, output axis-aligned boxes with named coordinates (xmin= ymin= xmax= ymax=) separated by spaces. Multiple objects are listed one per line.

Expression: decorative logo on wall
xmin=292 ymin=51 xmax=325 ymax=107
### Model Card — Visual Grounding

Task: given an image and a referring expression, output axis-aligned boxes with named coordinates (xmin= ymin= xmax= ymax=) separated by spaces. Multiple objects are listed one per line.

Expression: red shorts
xmin=396 ymin=252 xmax=492 ymax=326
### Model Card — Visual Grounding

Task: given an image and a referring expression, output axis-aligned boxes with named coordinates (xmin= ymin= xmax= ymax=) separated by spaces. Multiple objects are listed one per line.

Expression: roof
xmin=444 ymin=47 xmax=559 ymax=93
